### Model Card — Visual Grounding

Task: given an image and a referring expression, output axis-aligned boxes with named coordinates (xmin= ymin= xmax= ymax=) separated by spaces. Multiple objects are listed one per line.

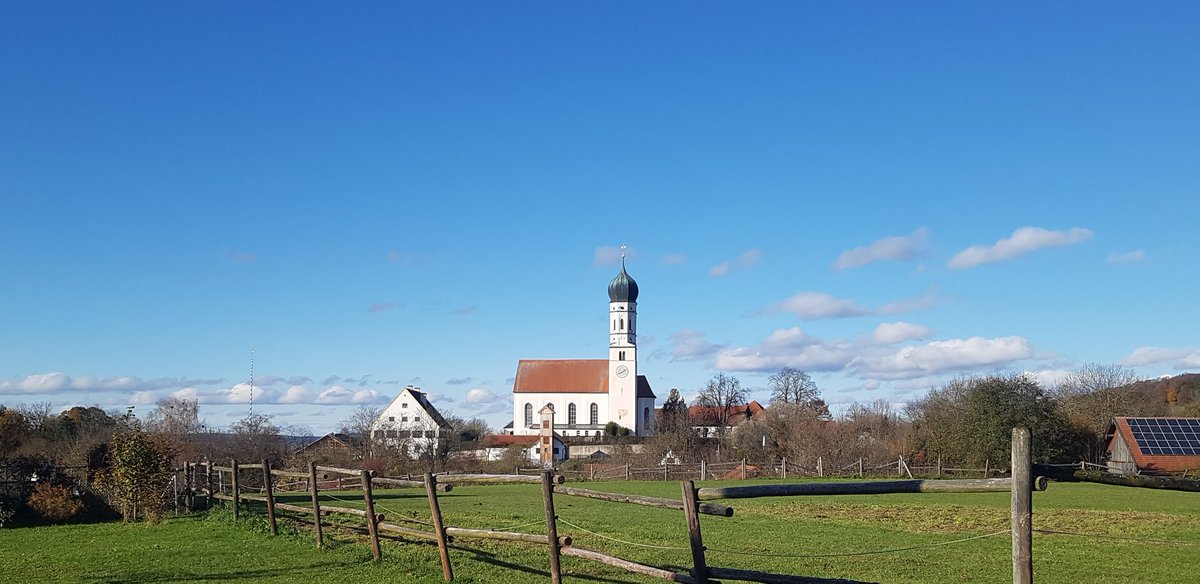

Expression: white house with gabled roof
xmin=371 ymin=385 xmax=451 ymax=457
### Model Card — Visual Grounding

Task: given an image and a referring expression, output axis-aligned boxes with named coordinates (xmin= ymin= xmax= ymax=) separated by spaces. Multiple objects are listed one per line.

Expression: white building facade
xmin=371 ymin=385 xmax=451 ymax=457
xmin=511 ymin=260 xmax=656 ymax=437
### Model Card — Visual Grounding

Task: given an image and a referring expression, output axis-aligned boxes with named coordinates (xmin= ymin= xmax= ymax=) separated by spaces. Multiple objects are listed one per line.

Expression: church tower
xmin=607 ymin=252 xmax=640 ymax=433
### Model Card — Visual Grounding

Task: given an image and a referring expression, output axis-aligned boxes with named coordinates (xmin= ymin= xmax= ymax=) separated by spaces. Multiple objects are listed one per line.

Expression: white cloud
xmin=872 ymin=322 xmax=934 ymax=345
xmin=593 ymin=245 xmax=638 ymax=267
xmin=0 ymin=373 xmax=225 ymax=396
xmin=1024 ymin=368 xmax=1073 ymax=389
xmin=854 ymin=336 xmax=1037 ymax=380
xmin=279 ymin=385 xmax=315 ymax=404
xmin=668 ymin=329 xmax=726 ymax=362
xmin=465 ymin=388 xmax=504 ymax=406
xmin=834 ymin=228 xmax=930 ymax=270
xmin=715 ymin=327 xmax=855 ymax=372
xmin=948 ymin=227 xmax=1093 ymax=269
xmin=1107 ymin=250 xmax=1146 ymax=264
xmin=1121 ymin=346 xmax=1200 ymax=369
xmin=316 ymin=386 xmax=386 ymax=405
xmin=710 ymin=249 xmax=761 ymax=277
xmin=768 ymin=292 xmax=871 ymax=320
xmin=130 ymin=391 xmax=160 ymax=405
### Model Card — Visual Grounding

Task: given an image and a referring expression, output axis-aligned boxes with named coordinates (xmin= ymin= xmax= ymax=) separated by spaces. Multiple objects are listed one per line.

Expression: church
xmin=510 ymin=258 xmax=656 ymax=437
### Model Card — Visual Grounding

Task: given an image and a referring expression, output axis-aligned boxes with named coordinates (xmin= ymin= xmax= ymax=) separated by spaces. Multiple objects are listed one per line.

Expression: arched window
xmin=568 ymin=403 xmax=577 ymax=426
xmin=524 ymin=403 xmax=533 ymax=427
xmin=643 ymin=407 xmax=650 ymax=429
xmin=590 ymin=403 xmax=599 ymax=425
xmin=620 ymin=317 xmax=625 ymax=330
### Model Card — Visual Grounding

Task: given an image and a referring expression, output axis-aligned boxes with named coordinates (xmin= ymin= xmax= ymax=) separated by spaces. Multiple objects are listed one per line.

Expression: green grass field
xmin=3 ymin=479 xmax=1197 ymax=583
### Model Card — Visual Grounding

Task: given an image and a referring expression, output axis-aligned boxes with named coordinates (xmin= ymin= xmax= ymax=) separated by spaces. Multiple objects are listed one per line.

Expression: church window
xmin=620 ymin=317 xmax=624 ymax=330
xmin=568 ymin=403 xmax=577 ymax=426
xmin=524 ymin=403 xmax=533 ymax=427
xmin=388 ymin=416 xmax=395 ymax=422
xmin=402 ymin=403 xmax=408 ymax=408
xmin=619 ymin=350 xmax=625 ymax=361
xmin=590 ymin=403 xmax=598 ymax=425
xmin=643 ymin=407 xmax=650 ymax=429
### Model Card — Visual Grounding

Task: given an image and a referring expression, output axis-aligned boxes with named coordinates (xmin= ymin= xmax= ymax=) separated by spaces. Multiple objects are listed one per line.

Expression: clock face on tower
xmin=615 ymin=365 xmax=629 ymax=378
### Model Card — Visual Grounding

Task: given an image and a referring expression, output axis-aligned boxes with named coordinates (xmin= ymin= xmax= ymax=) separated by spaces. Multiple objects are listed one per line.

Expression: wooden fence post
xmin=231 ymin=460 xmax=240 ymax=521
xmin=425 ymin=473 xmax=454 ymax=581
xmin=984 ymin=458 xmax=990 ymax=478
xmin=541 ymin=471 xmax=562 ymax=584
xmin=625 ymin=464 xmax=630 ymax=481
xmin=361 ymin=470 xmax=382 ymax=561
xmin=680 ymin=480 xmax=709 ymax=584
xmin=740 ymin=458 xmax=746 ymax=480
xmin=1011 ymin=428 xmax=1033 ymax=584
xmin=206 ymin=462 xmax=214 ymax=510
xmin=858 ymin=458 xmax=863 ymax=477
xmin=937 ymin=456 xmax=943 ymax=477
xmin=817 ymin=456 xmax=823 ymax=477
xmin=308 ymin=462 xmax=323 ymax=548
xmin=700 ymin=460 xmax=707 ymax=481
xmin=781 ymin=457 xmax=787 ymax=479
xmin=262 ymin=459 xmax=278 ymax=536
xmin=186 ymin=462 xmax=195 ymax=512
xmin=663 ymin=465 xmax=669 ymax=481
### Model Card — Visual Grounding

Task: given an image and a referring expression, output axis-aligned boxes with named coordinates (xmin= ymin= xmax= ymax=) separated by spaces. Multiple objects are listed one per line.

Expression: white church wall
xmin=512 ymin=393 xmax=611 ymax=437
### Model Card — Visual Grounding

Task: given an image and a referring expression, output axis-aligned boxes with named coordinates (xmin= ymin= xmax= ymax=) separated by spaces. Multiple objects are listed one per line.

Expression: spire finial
xmin=620 ymin=244 xmax=627 ymax=264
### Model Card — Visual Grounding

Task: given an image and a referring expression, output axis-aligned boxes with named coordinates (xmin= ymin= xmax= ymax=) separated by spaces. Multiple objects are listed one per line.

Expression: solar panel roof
xmin=1126 ymin=418 xmax=1200 ymax=456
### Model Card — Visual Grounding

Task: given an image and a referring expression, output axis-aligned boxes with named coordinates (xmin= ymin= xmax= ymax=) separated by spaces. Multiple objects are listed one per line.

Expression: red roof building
xmin=1105 ymin=417 xmax=1200 ymax=475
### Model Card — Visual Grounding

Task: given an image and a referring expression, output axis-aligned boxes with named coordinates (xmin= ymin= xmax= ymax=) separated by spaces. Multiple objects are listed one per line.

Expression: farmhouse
xmin=685 ymin=400 xmax=767 ymax=437
xmin=371 ymin=385 xmax=451 ymax=457
xmin=1105 ymin=416 xmax=1200 ymax=475
xmin=510 ymin=256 xmax=656 ymax=437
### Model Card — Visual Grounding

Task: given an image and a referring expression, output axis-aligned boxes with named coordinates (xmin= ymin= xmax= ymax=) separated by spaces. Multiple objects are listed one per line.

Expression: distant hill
xmin=1121 ymin=373 xmax=1200 ymax=416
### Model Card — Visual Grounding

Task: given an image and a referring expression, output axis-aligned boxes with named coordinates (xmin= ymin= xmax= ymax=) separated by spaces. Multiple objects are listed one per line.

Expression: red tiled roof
xmin=666 ymin=400 xmax=767 ymax=426
xmin=514 ymin=360 xmax=609 ymax=393
xmin=481 ymin=434 xmax=539 ymax=448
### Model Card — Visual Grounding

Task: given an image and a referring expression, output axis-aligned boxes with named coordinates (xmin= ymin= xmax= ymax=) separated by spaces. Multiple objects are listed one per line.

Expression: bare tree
xmin=693 ymin=373 xmax=748 ymax=439
xmin=768 ymin=367 xmax=819 ymax=405
xmin=1053 ymin=362 xmax=1143 ymax=460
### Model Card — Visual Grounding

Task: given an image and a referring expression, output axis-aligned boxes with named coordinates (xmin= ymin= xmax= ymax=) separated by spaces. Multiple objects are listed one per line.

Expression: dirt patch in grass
xmin=744 ymin=502 xmax=1192 ymax=537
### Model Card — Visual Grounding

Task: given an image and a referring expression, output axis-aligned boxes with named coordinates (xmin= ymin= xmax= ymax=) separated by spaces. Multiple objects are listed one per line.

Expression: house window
xmin=525 ymin=403 xmax=533 ymax=427
xmin=415 ymin=416 xmax=421 ymax=422
xmin=388 ymin=416 xmax=395 ymax=422
xmin=590 ymin=403 xmax=598 ymax=425
xmin=568 ymin=403 xmax=576 ymax=426
xmin=402 ymin=416 xmax=408 ymax=422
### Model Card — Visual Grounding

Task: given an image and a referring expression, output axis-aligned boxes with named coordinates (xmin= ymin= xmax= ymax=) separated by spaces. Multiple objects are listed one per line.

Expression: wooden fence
xmin=555 ymin=456 xmax=1006 ymax=483
xmin=178 ymin=427 xmax=1042 ymax=584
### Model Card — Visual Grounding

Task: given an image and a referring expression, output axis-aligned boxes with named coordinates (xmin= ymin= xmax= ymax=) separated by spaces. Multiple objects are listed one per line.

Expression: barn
xmin=1104 ymin=417 xmax=1200 ymax=475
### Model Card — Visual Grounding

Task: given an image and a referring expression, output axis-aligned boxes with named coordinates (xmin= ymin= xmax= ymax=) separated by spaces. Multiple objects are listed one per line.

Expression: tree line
xmin=642 ymin=363 xmax=1196 ymax=471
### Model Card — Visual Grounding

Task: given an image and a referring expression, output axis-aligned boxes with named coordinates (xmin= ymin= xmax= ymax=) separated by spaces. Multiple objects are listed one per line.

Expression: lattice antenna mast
xmin=248 ymin=349 xmax=255 ymax=418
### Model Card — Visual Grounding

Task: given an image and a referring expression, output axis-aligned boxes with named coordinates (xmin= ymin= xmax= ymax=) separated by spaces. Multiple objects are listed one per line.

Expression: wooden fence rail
xmin=195 ymin=433 xmax=1042 ymax=584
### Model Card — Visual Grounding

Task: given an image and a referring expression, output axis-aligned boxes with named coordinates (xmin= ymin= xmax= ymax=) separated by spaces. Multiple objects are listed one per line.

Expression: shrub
xmin=94 ymin=430 xmax=175 ymax=522
xmin=27 ymin=482 xmax=82 ymax=523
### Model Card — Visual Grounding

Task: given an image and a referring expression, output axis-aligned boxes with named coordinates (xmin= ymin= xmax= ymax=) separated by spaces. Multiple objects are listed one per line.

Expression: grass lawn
xmin=3 ymin=479 xmax=1197 ymax=583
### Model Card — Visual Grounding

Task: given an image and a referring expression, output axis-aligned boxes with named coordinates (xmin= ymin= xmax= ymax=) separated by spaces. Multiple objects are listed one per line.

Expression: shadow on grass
xmin=82 ymin=559 xmax=365 ymax=583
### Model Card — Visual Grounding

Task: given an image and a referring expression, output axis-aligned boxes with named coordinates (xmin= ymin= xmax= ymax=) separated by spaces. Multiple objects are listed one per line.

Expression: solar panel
xmin=1126 ymin=418 xmax=1200 ymax=456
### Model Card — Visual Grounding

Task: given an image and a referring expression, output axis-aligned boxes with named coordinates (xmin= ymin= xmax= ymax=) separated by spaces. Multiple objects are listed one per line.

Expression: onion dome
xmin=608 ymin=263 xmax=639 ymax=302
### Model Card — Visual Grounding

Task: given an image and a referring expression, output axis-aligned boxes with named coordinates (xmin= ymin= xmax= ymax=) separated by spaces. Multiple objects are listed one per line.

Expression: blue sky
xmin=2 ymin=3 xmax=1198 ymax=434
